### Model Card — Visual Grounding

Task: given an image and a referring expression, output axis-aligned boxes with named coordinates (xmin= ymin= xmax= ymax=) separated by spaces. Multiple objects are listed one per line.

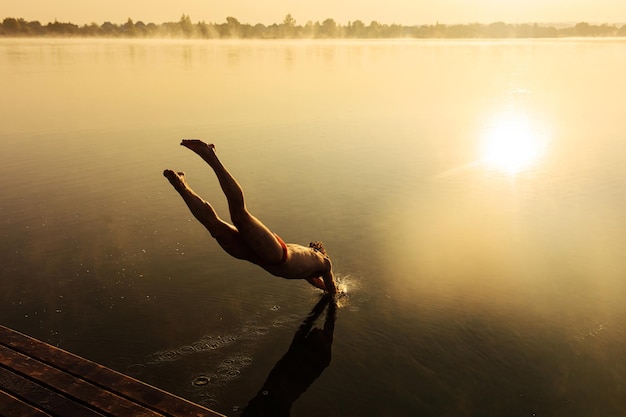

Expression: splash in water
xmin=333 ymin=273 xmax=360 ymax=309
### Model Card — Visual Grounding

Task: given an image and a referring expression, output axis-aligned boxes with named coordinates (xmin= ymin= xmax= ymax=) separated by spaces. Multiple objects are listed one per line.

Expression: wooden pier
xmin=0 ymin=325 xmax=225 ymax=417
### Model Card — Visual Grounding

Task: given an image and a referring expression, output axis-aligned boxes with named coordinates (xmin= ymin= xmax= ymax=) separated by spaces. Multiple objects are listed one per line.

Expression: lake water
xmin=2 ymin=38 xmax=626 ymax=416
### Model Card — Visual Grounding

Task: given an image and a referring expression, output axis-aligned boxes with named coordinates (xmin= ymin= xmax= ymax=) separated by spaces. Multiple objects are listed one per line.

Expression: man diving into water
xmin=164 ymin=140 xmax=337 ymax=294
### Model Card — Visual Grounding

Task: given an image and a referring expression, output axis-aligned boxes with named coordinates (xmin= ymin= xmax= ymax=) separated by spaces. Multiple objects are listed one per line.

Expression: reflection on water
xmin=2 ymin=39 xmax=626 ymax=416
xmin=241 ymin=295 xmax=336 ymax=416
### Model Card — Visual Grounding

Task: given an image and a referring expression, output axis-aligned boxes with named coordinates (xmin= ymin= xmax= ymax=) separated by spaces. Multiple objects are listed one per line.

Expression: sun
xmin=480 ymin=110 xmax=547 ymax=175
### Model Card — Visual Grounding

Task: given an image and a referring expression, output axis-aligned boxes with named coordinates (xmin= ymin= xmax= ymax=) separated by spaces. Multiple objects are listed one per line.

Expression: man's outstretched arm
xmin=306 ymin=276 xmax=327 ymax=292
xmin=322 ymin=260 xmax=337 ymax=295
xmin=306 ymin=268 xmax=336 ymax=294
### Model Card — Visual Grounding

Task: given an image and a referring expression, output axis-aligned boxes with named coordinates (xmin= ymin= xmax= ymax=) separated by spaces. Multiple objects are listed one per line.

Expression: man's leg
xmin=180 ymin=140 xmax=285 ymax=264
xmin=163 ymin=169 xmax=253 ymax=261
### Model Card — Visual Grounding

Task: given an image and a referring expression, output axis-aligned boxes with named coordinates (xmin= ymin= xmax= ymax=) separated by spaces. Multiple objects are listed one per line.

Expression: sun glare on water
xmin=480 ymin=110 xmax=548 ymax=175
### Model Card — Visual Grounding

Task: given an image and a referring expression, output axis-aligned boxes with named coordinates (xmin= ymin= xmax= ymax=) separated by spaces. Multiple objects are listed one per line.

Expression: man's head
xmin=309 ymin=241 xmax=327 ymax=255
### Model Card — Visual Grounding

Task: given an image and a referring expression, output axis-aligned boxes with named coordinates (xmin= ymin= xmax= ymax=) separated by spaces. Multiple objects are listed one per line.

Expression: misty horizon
xmin=2 ymin=15 xmax=626 ymax=39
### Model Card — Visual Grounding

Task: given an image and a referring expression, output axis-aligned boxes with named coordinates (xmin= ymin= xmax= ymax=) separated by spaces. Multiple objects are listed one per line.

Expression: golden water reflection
xmin=479 ymin=107 xmax=550 ymax=175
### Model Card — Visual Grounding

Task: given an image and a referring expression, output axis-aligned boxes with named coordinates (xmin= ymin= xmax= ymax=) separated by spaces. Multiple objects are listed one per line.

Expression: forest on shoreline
xmin=2 ymin=15 xmax=626 ymax=39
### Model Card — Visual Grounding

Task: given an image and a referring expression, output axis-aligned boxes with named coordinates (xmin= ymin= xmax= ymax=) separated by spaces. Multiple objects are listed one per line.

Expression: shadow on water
xmin=240 ymin=294 xmax=336 ymax=417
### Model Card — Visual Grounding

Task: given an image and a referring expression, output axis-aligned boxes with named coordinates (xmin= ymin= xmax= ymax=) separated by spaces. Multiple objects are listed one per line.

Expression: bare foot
xmin=163 ymin=169 xmax=188 ymax=192
xmin=181 ymin=139 xmax=215 ymax=158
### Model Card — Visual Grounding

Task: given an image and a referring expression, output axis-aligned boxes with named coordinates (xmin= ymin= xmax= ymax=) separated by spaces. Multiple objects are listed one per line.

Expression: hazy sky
xmin=1 ymin=0 xmax=624 ymax=26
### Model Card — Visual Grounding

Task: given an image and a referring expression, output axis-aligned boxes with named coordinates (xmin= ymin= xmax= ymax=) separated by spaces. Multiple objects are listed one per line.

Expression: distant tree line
xmin=2 ymin=15 xmax=626 ymax=39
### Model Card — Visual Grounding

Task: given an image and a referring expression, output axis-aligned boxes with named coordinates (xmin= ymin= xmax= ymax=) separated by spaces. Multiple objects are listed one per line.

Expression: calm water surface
xmin=2 ymin=38 xmax=626 ymax=416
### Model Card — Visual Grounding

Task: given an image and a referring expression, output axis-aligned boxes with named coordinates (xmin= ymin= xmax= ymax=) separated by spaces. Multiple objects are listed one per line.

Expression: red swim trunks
xmin=273 ymin=233 xmax=289 ymax=265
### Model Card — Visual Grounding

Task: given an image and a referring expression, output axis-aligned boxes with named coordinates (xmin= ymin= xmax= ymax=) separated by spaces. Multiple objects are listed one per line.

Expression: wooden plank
xmin=0 ymin=344 xmax=163 ymax=416
xmin=0 ymin=325 xmax=225 ymax=417
xmin=0 ymin=389 xmax=52 ymax=417
xmin=0 ymin=366 xmax=103 ymax=417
